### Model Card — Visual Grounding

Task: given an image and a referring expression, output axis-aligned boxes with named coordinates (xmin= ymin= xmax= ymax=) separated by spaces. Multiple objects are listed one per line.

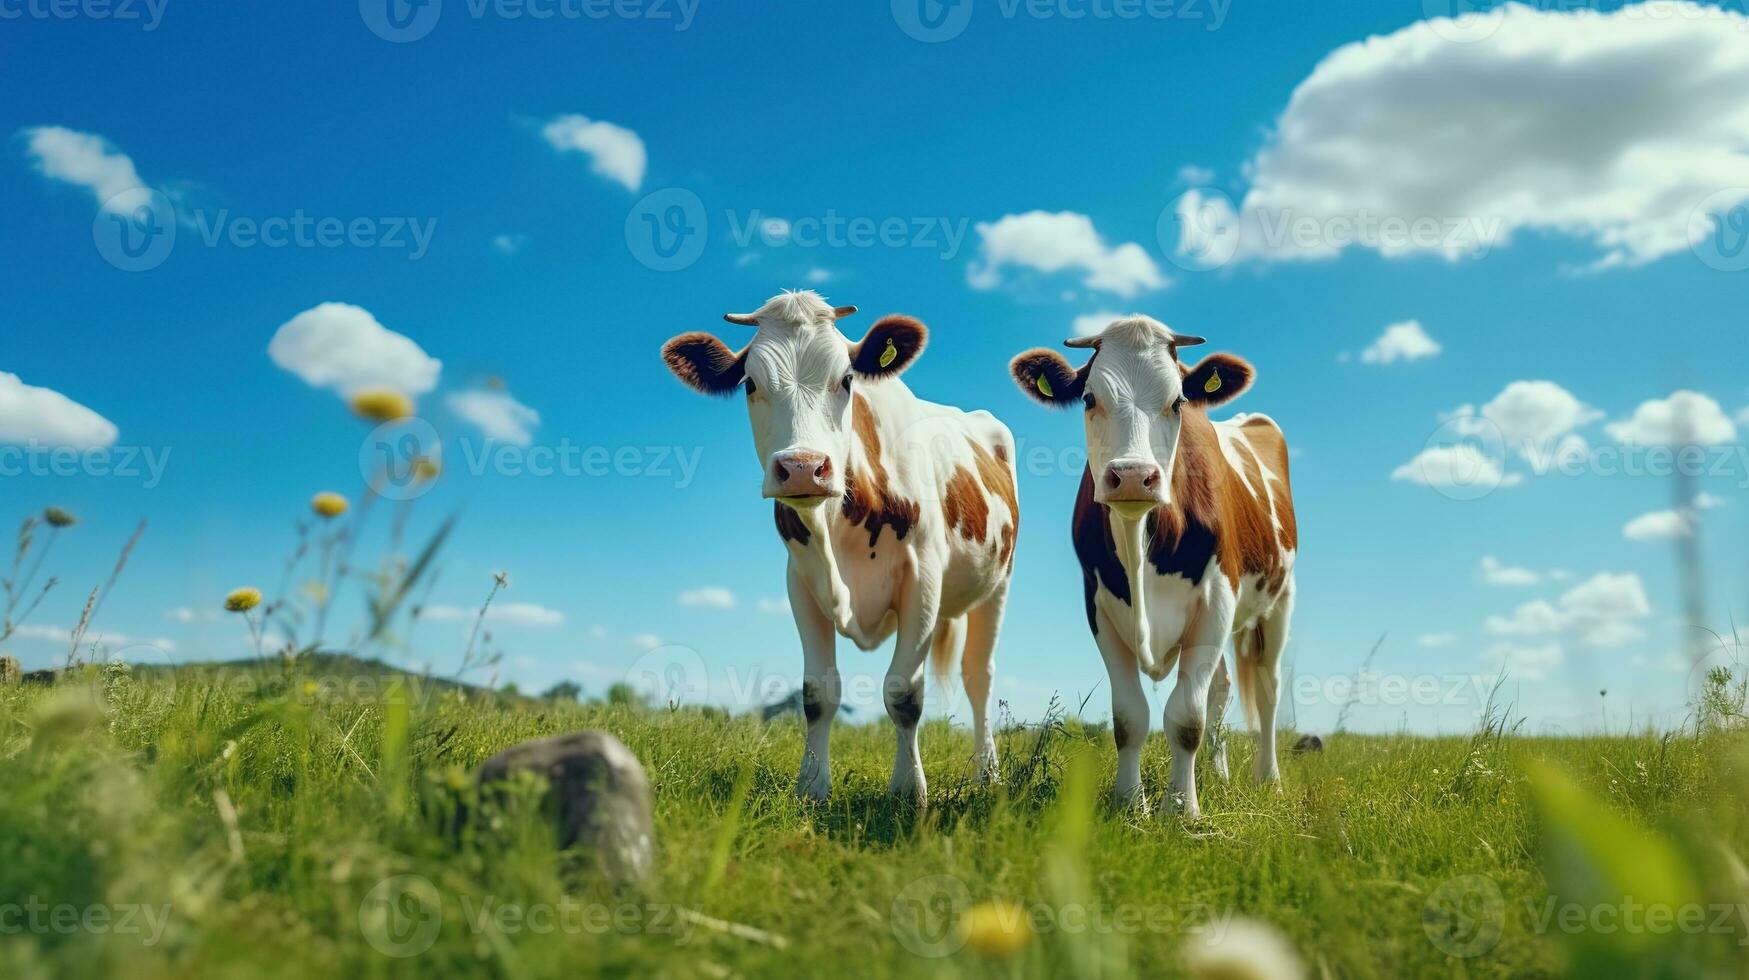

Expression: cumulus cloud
xmin=1191 ymin=2 xmax=1749 ymax=269
xmin=1391 ymin=445 xmax=1522 ymax=491
xmin=1418 ymin=633 xmax=1457 ymax=648
xmin=268 ymin=303 xmax=441 ymax=401
xmin=1480 ymin=556 xmax=1540 ymax=587
xmin=1623 ymin=508 xmax=1695 ymax=541
xmin=678 ymin=587 xmax=735 ymax=609
xmin=540 ymin=114 xmax=647 ymax=192
xmin=21 ymin=125 xmax=146 ymax=211
xmin=1072 ymin=311 xmax=1127 ymax=338
xmin=1605 ymin=390 xmax=1737 ymax=446
xmin=1359 ymin=320 xmax=1441 ymax=365
xmin=447 ymin=387 xmax=540 ymax=445
xmin=1485 ymin=571 xmax=1651 ymax=650
xmin=756 ymin=597 xmax=791 ymax=615
xmin=968 ymin=211 xmax=1167 ymax=298
xmin=0 ymin=372 xmax=118 ymax=449
xmin=1445 ymin=380 xmax=1602 ymax=467
xmin=491 ymin=234 xmax=526 ymax=255
xmin=1484 ymin=642 xmax=1564 ymax=681
xmin=13 ymin=624 xmax=176 ymax=653
xmin=420 ymin=602 xmax=564 ymax=627
xmin=631 ymin=633 xmax=663 ymax=651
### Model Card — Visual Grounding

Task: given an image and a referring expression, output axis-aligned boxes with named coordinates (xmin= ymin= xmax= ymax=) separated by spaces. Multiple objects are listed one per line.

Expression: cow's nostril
xmin=815 ymin=458 xmax=832 ymax=480
xmin=1142 ymin=470 xmax=1160 ymax=489
xmin=1105 ymin=470 xmax=1122 ymax=491
xmin=774 ymin=460 xmax=790 ymax=483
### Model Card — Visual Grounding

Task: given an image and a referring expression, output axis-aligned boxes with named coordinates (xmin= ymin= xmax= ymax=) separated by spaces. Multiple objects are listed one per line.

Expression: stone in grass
xmin=1292 ymin=733 xmax=1324 ymax=755
xmin=475 ymin=731 xmax=655 ymax=883
xmin=0 ymin=656 xmax=19 ymax=686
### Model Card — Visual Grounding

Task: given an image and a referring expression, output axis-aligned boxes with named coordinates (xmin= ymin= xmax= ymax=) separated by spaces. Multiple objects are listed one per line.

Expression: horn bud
xmin=723 ymin=312 xmax=760 ymax=326
xmin=832 ymin=305 xmax=858 ymax=320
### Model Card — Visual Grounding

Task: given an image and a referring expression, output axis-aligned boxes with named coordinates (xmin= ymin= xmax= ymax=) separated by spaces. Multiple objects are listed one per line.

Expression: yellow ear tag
xmin=1204 ymin=369 xmax=1222 ymax=395
xmin=1036 ymin=374 xmax=1054 ymax=398
xmin=879 ymin=337 xmax=898 ymax=369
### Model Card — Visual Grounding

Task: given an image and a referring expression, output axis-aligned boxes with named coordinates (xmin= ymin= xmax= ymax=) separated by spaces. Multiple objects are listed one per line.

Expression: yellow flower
xmin=957 ymin=900 xmax=1032 ymax=958
xmin=311 ymin=492 xmax=349 ymax=518
xmin=412 ymin=456 xmax=441 ymax=481
xmin=43 ymin=507 xmax=77 ymax=528
xmin=224 ymin=587 xmax=263 ymax=613
xmin=350 ymin=389 xmax=414 ymax=423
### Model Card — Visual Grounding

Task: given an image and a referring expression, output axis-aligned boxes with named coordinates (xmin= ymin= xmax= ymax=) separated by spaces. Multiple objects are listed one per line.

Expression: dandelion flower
xmin=224 ymin=587 xmax=263 ymax=613
xmin=311 ymin=492 xmax=349 ymax=518
xmin=957 ymin=900 xmax=1032 ymax=958
xmin=350 ymin=389 xmax=414 ymax=423
xmin=412 ymin=456 xmax=441 ymax=481
xmin=1183 ymin=917 xmax=1304 ymax=980
xmin=43 ymin=507 xmax=77 ymax=528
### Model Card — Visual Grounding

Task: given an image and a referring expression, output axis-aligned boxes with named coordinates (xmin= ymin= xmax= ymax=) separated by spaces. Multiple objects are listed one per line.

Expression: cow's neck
xmin=790 ymin=497 xmax=857 ymax=631
xmin=1109 ymin=510 xmax=1158 ymax=670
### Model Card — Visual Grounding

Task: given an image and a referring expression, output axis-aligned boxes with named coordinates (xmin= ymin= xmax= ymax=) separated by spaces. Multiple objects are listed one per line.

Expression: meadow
xmin=4 ymin=653 xmax=1749 ymax=979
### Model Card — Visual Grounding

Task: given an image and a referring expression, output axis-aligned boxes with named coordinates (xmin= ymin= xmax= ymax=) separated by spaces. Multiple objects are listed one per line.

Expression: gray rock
xmin=1292 ymin=733 xmax=1324 ymax=755
xmin=476 ymin=731 xmax=655 ymax=882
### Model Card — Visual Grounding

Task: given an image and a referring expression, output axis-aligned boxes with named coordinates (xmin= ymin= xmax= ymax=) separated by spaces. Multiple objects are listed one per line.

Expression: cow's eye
xmin=1171 ymin=396 xmax=1187 ymax=415
xmin=1082 ymin=393 xmax=1097 ymax=412
xmin=745 ymin=378 xmax=758 ymax=398
xmin=840 ymin=373 xmax=854 ymax=394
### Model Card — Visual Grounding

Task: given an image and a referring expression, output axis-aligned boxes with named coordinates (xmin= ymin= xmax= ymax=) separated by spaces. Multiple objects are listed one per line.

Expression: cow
xmin=661 ymin=290 xmax=1019 ymax=805
xmin=1008 ymin=315 xmax=1296 ymax=818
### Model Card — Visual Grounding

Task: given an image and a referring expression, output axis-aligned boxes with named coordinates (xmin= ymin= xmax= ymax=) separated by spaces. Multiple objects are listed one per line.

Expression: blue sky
xmin=5 ymin=0 xmax=1748 ymax=733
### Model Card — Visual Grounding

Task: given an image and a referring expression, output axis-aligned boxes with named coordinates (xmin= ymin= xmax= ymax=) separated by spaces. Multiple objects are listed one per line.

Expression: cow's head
xmin=1009 ymin=316 xmax=1253 ymax=517
xmin=661 ymin=290 xmax=926 ymax=505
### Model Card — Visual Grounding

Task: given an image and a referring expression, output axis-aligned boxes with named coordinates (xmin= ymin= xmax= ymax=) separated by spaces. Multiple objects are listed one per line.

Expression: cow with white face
xmin=662 ymin=290 xmax=1019 ymax=805
xmin=1009 ymin=316 xmax=1296 ymax=818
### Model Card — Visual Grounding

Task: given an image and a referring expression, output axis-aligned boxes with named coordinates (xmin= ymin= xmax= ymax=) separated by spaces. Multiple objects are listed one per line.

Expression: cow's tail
xmin=1233 ymin=626 xmax=1263 ymax=730
xmin=931 ymin=615 xmax=966 ymax=687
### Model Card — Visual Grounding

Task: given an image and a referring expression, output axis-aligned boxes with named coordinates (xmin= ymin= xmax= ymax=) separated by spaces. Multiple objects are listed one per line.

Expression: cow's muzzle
xmin=1101 ymin=458 xmax=1166 ymax=514
xmin=765 ymin=450 xmax=837 ymax=503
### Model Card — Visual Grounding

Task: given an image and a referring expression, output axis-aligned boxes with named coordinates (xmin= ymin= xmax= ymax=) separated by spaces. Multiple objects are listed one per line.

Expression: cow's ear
xmin=1182 ymin=353 xmax=1254 ymax=407
xmin=661 ymin=332 xmax=747 ymax=396
xmin=850 ymin=315 xmax=927 ymax=378
xmin=1010 ymin=348 xmax=1088 ymax=407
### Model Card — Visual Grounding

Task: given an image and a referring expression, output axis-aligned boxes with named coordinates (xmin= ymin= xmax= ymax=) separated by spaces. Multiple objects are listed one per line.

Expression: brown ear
xmin=1010 ymin=348 xmax=1090 ymax=407
xmin=1182 ymin=353 xmax=1254 ymax=407
xmin=661 ymin=332 xmax=746 ymax=396
xmin=850 ymin=315 xmax=927 ymax=378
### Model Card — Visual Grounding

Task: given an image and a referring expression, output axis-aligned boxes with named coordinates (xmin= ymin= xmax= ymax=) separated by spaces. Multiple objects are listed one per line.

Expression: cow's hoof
xmin=1169 ymin=790 xmax=1202 ymax=821
xmin=887 ymin=771 xmax=928 ymax=807
xmin=974 ymin=746 xmax=1001 ymax=785
xmin=1212 ymin=749 xmax=1231 ymax=782
xmin=796 ymin=773 xmax=831 ymax=803
xmin=1113 ymin=788 xmax=1150 ymax=814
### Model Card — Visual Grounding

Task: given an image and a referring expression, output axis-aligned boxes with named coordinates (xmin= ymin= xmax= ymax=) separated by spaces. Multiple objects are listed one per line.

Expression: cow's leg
xmin=789 ymin=562 xmax=839 ymax=801
xmin=1251 ymin=586 xmax=1294 ymax=787
xmin=962 ymin=584 xmax=1008 ymax=784
xmin=885 ymin=568 xmax=941 ymax=806
xmin=1207 ymin=653 xmax=1232 ymax=781
xmin=1094 ymin=606 xmax=1150 ymax=808
xmin=1164 ymin=598 xmax=1233 ymax=820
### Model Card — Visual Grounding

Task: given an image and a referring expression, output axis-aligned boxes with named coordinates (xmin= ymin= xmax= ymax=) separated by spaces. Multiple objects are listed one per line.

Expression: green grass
xmin=3 ymin=659 xmax=1747 ymax=979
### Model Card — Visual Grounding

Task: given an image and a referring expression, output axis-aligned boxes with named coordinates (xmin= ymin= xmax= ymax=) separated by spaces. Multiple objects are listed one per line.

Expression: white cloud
xmin=968 ymin=211 xmax=1167 ymax=298
xmin=1486 ymin=571 xmax=1651 ymax=651
xmin=540 ymin=114 xmax=646 ymax=192
xmin=13 ymin=624 xmax=176 ymax=653
xmin=1695 ymin=492 xmax=1725 ymax=510
xmin=0 ymin=372 xmax=118 ymax=449
xmin=805 ymin=267 xmax=832 ymax=284
xmin=447 ymin=387 xmax=540 ymax=445
xmin=1418 ymin=633 xmax=1457 ymax=648
xmin=678 ymin=587 xmax=735 ymax=609
xmin=268 ymin=303 xmax=441 ymax=400
xmin=1605 ymin=390 xmax=1737 ymax=446
xmin=1480 ymin=556 xmax=1540 ymax=587
xmin=167 ymin=607 xmax=216 ymax=624
xmin=631 ymin=633 xmax=663 ymax=651
xmin=1175 ymin=164 xmax=1216 ymax=186
xmin=1359 ymin=320 xmax=1441 ymax=365
xmin=1391 ymin=445 xmax=1522 ymax=491
xmin=1623 ymin=508 xmax=1695 ymax=541
xmin=756 ymin=597 xmax=791 ymax=615
xmin=1445 ymin=380 xmax=1601 ymax=467
xmin=421 ymin=603 xmax=564 ymax=627
xmin=21 ymin=125 xmax=146 ymax=211
xmin=491 ymin=234 xmax=526 ymax=255
xmin=1072 ymin=311 xmax=1126 ymax=338
xmin=1199 ymin=3 xmax=1749 ymax=269
xmin=1484 ymin=642 xmax=1564 ymax=681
